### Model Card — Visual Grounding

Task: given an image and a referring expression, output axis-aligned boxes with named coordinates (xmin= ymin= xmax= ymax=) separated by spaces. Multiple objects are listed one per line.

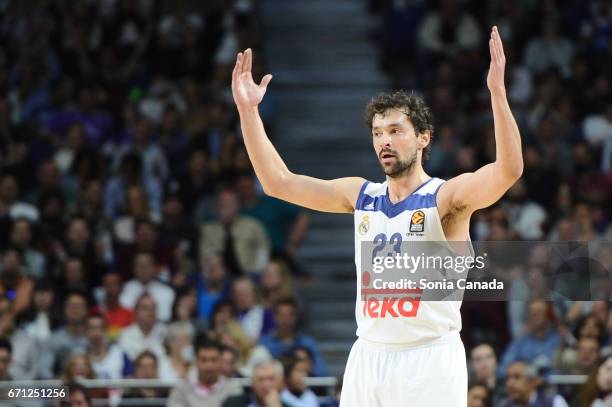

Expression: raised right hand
xmin=231 ymin=48 xmax=273 ymax=110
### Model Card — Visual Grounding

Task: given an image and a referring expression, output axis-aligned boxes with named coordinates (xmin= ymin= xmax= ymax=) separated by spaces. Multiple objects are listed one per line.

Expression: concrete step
xmin=299 ymin=281 xmax=355 ymax=300
xmin=308 ymin=320 xmax=357 ymax=341
xmin=319 ymin=340 xmax=355 ymax=355
xmin=308 ymin=301 xmax=356 ymax=320
xmin=270 ymin=69 xmax=387 ymax=87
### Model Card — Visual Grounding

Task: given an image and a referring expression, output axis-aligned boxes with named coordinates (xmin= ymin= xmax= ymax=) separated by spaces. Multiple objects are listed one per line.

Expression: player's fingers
xmin=491 ymin=31 xmax=501 ymax=63
xmin=245 ymin=48 xmax=252 ymax=73
xmin=232 ymin=53 xmax=241 ymax=84
xmin=493 ymin=27 xmax=504 ymax=62
xmin=236 ymin=52 xmax=244 ymax=76
xmin=259 ymin=74 xmax=273 ymax=89
xmin=489 ymin=38 xmax=495 ymax=62
xmin=495 ymin=28 xmax=506 ymax=60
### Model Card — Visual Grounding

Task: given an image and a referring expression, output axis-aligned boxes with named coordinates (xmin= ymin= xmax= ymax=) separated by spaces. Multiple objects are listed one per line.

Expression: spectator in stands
xmin=37 ymin=190 xmax=68 ymax=254
xmin=572 ymin=314 xmax=607 ymax=346
xmin=470 ymin=343 xmax=505 ymax=405
xmin=123 ymin=350 xmax=169 ymax=400
xmin=500 ymin=361 xmax=569 ymax=407
xmin=159 ymin=108 xmax=190 ymax=177
xmin=178 ymin=149 xmax=217 ymax=220
xmin=236 ymin=172 xmax=310 ymax=268
xmin=583 ymin=99 xmax=612 ymax=172
xmin=173 ymin=289 xmax=207 ymax=334
xmin=61 ymin=352 xmax=110 ymax=406
xmin=0 ymin=248 xmax=34 ymax=315
xmin=216 ymin=326 xmax=272 ymax=378
xmin=501 ymin=179 xmax=547 ymax=240
xmin=20 ymin=279 xmax=56 ymax=345
xmin=74 ymin=179 xmax=108 ymax=234
xmin=292 ymin=347 xmax=316 ymax=377
xmin=62 ymin=353 xmax=95 ymax=381
xmin=467 ymin=383 xmax=491 ymax=407
xmin=200 ymin=190 xmax=270 ymax=276
xmin=498 ymin=300 xmax=561 ymax=377
xmin=233 ymin=277 xmax=274 ymax=343
xmin=58 ymin=257 xmax=94 ymax=304
xmin=120 ymin=252 xmax=175 ymax=322
xmin=9 ymin=218 xmax=45 ymax=278
xmin=579 ymin=354 xmax=612 ymax=407
xmin=159 ymin=321 xmax=195 ymax=380
xmin=221 ymin=346 xmax=242 ymax=378
xmin=159 ymin=191 xmax=196 ymax=279
xmin=63 ymin=382 xmax=93 ymax=407
xmin=86 ymin=313 xmax=127 ymax=380
xmin=197 ymin=254 xmax=232 ymax=321
xmin=523 ymin=18 xmax=574 ymax=77
xmin=40 ymin=291 xmax=89 ymax=379
xmin=116 ymin=218 xmax=177 ymax=281
xmin=59 ymin=217 xmax=104 ymax=285
xmin=0 ymin=174 xmax=39 ymax=222
xmin=168 ymin=339 xmax=242 ymax=407
xmin=112 ymin=185 xmax=157 ymax=247
xmin=555 ymin=336 xmax=601 ymax=376
xmin=261 ymin=259 xmax=298 ymax=309
xmin=118 ymin=293 xmax=167 ymax=361
xmin=280 ymin=356 xmax=319 ymax=407
xmin=112 ymin=116 xmax=169 ymax=187
xmin=210 ymin=300 xmax=249 ymax=340
xmin=104 ymin=153 xmax=163 ymax=222
xmin=0 ymin=337 xmax=12 ymax=381
xmin=222 ymin=360 xmax=290 ymax=407
xmin=94 ymin=272 xmax=133 ymax=340
xmin=260 ymin=299 xmax=328 ymax=377
xmin=417 ymin=0 xmax=481 ymax=57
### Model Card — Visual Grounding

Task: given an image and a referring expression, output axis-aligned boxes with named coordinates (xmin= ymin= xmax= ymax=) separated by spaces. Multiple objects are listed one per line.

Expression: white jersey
xmin=354 ymin=177 xmax=466 ymax=345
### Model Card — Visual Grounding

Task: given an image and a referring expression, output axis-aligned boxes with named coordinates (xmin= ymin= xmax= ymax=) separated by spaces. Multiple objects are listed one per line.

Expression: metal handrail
xmin=0 ymin=376 xmax=339 ymax=389
xmin=0 ymin=374 xmax=587 ymax=389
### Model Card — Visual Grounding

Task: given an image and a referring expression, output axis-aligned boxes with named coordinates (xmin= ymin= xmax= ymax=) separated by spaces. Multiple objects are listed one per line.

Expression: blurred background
xmin=0 ymin=0 xmax=611 ymax=406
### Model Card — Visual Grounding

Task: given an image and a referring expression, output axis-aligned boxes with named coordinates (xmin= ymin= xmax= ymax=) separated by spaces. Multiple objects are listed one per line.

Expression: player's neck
xmin=386 ymin=167 xmax=431 ymax=204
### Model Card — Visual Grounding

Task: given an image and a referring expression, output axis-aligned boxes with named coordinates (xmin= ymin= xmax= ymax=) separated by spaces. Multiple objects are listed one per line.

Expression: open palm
xmin=487 ymin=26 xmax=506 ymax=93
xmin=231 ymin=48 xmax=273 ymax=109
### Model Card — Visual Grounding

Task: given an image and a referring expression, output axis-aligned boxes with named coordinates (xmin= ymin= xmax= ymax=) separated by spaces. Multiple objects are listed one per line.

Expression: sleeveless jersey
xmin=353 ymin=177 xmax=465 ymax=345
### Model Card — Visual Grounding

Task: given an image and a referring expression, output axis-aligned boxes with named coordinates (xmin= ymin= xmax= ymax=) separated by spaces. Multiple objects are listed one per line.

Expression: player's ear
xmin=418 ymin=130 xmax=431 ymax=150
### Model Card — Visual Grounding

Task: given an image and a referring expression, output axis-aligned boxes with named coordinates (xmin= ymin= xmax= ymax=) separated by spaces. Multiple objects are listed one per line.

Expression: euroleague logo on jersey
xmin=361 ymin=271 xmax=422 ymax=318
xmin=409 ymin=210 xmax=425 ymax=233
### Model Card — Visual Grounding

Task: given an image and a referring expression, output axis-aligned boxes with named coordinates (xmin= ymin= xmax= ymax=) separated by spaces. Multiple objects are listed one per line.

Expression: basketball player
xmin=231 ymin=26 xmax=522 ymax=406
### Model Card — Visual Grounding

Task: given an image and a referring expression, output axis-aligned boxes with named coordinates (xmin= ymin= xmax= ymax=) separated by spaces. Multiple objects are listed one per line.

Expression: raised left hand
xmin=487 ymin=26 xmax=506 ymax=94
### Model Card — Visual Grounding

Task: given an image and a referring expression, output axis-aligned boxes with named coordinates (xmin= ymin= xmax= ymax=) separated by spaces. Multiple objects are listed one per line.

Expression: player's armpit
xmin=267 ymin=174 xmax=365 ymax=214
xmin=438 ymin=163 xmax=520 ymax=216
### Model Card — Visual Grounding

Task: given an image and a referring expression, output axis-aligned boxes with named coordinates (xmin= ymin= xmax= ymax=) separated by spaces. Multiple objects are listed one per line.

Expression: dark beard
xmin=380 ymin=149 xmax=418 ymax=178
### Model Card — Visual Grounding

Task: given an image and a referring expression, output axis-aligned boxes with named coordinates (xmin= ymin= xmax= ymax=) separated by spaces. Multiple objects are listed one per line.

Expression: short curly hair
xmin=364 ymin=90 xmax=434 ymax=161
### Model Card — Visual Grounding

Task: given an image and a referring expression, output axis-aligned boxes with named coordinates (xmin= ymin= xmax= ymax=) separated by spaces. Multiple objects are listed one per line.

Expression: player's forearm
xmin=490 ymin=89 xmax=523 ymax=179
xmin=238 ymin=105 xmax=291 ymax=195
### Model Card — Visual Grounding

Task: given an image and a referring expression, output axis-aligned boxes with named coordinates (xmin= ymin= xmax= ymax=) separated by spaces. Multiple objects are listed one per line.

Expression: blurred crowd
xmin=0 ymin=0 xmax=336 ymax=406
xmin=0 ymin=0 xmax=611 ymax=406
xmin=370 ymin=0 xmax=612 ymax=406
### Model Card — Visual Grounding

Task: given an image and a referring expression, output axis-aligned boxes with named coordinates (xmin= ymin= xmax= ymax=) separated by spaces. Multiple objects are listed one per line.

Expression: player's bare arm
xmin=231 ymin=48 xmax=364 ymax=214
xmin=437 ymin=26 xmax=523 ymax=236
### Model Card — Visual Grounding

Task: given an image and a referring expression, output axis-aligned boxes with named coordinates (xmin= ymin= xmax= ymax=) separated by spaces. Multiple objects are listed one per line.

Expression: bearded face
xmin=378 ymin=145 xmax=418 ymax=178
xmin=371 ymin=109 xmax=427 ymax=178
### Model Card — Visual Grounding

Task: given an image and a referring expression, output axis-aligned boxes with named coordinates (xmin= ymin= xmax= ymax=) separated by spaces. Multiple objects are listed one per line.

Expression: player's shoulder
xmin=436 ymin=173 xmax=469 ymax=201
xmin=435 ymin=173 xmax=474 ymax=214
